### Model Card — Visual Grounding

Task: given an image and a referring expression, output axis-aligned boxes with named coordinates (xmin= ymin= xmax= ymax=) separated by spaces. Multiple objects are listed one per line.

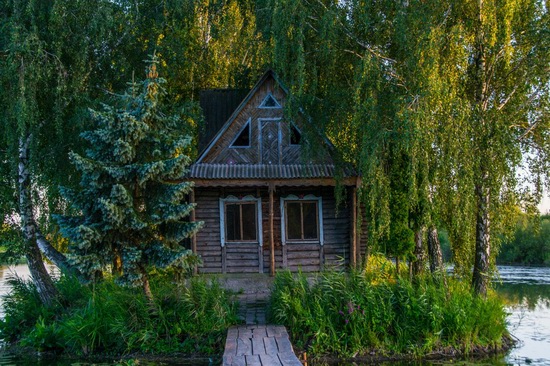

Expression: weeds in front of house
xmin=0 ymin=274 xmax=239 ymax=356
xmin=268 ymin=266 xmax=508 ymax=358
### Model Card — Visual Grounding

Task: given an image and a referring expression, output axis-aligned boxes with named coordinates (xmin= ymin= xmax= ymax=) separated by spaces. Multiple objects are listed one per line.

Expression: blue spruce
xmin=56 ymin=59 xmax=203 ymax=302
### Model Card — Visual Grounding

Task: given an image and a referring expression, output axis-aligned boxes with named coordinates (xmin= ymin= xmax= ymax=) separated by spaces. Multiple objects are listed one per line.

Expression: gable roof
xmin=189 ymin=70 xmax=356 ymax=183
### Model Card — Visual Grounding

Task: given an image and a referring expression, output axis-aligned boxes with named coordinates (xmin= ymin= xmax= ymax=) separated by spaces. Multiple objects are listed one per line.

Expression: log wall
xmin=194 ymin=186 xmax=356 ymax=274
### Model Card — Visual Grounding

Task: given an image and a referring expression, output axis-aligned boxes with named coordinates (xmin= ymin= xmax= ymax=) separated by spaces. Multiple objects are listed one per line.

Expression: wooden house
xmin=188 ymin=70 xmax=365 ymax=275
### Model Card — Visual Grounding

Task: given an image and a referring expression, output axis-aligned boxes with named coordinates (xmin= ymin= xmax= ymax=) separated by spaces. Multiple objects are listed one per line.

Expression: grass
xmin=0 ymin=273 xmax=239 ymax=356
xmin=268 ymin=263 xmax=509 ymax=358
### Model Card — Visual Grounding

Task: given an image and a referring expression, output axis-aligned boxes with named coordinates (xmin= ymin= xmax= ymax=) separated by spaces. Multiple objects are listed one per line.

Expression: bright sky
xmin=539 ymin=193 xmax=550 ymax=215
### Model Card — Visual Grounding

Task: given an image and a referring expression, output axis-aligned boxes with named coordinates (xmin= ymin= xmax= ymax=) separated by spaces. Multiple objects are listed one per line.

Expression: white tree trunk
xmin=19 ymin=135 xmax=58 ymax=306
xmin=473 ymin=182 xmax=491 ymax=297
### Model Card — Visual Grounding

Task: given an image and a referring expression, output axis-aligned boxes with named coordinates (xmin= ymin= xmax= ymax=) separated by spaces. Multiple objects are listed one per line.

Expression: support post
xmin=269 ymin=183 xmax=275 ymax=276
xmin=351 ymin=187 xmax=357 ymax=269
xmin=190 ymin=189 xmax=198 ymax=275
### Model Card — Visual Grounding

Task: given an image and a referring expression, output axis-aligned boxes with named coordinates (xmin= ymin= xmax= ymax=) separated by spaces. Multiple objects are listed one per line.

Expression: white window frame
xmin=280 ymin=194 xmax=324 ymax=245
xmin=259 ymin=92 xmax=282 ymax=109
xmin=219 ymin=195 xmax=262 ymax=247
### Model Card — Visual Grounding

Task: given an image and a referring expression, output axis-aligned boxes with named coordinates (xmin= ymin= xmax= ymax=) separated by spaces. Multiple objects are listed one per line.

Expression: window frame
xmin=258 ymin=92 xmax=282 ymax=109
xmin=229 ymin=118 xmax=251 ymax=148
xmin=280 ymin=194 xmax=324 ymax=245
xmin=219 ymin=195 xmax=263 ymax=246
xmin=289 ymin=123 xmax=302 ymax=146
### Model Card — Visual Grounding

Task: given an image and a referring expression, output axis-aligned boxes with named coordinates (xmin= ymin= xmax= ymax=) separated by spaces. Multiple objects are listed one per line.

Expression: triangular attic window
xmin=231 ymin=121 xmax=250 ymax=147
xmin=290 ymin=124 xmax=302 ymax=145
xmin=259 ymin=93 xmax=281 ymax=108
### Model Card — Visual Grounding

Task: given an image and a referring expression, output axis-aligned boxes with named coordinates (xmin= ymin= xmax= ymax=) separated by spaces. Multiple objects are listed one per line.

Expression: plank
xmin=236 ymin=336 xmax=252 ymax=356
xmin=252 ymin=337 xmax=266 ymax=355
xmin=263 ymin=337 xmax=278 ymax=355
xmin=259 ymin=354 xmax=283 ymax=365
xmin=266 ymin=326 xmax=286 ymax=337
xmin=277 ymin=353 xmax=302 ymax=366
xmin=245 ymin=354 xmax=262 ymax=366
xmin=225 ymin=355 xmax=246 ymax=366
xmin=274 ymin=336 xmax=293 ymax=354
xmin=225 ymin=259 xmax=260 ymax=267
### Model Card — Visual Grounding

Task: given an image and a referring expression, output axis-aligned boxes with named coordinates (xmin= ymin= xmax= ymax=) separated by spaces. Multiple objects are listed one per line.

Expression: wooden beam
xmin=258 ymin=245 xmax=264 ymax=274
xmin=269 ymin=183 xmax=275 ymax=276
xmin=190 ymin=189 xmax=198 ymax=275
xmin=222 ymin=245 xmax=227 ymax=274
xmin=351 ymin=186 xmax=357 ymax=269
xmin=319 ymin=245 xmax=324 ymax=272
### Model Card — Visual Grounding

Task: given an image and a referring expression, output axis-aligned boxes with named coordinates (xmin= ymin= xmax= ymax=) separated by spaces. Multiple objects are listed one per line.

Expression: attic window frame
xmin=259 ymin=92 xmax=282 ymax=109
xmin=289 ymin=123 xmax=302 ymax=145
xmin=230 ymin=118 xmax=251 ymax=148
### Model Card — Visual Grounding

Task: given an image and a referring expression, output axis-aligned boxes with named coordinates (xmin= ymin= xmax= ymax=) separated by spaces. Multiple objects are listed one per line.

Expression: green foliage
xmin=269 ymin=270 xmax=508 ymax=357
xmin=55 ymin=59 xmax=203 ymax=292
xmin=0 ymin=274 xmax=238 ymax=355
xmin=498 ymin=215 xmax=550 ymax=265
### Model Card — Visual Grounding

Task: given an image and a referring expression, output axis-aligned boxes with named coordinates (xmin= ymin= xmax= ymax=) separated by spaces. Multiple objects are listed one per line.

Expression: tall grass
xmin=0 ymin=274 xmax=239 ymax=356
xmin=269 ymin=269 xmax=508 ymax=358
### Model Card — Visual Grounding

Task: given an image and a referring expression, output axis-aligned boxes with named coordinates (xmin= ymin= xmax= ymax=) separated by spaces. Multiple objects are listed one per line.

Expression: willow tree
xmin=263 ymin=0 xmax=445 ymax=269
xmin=56 ymin=62 xmax=203 ymax=302
xmin=0 ymin=0 xmax=126 ymax=304
xmin=438 ymin=0 xmax=550 ymax=296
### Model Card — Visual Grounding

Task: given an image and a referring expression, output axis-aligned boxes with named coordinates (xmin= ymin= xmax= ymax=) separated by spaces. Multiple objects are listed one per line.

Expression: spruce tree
xmin=56 ymin=59 xmax=203 ymax=302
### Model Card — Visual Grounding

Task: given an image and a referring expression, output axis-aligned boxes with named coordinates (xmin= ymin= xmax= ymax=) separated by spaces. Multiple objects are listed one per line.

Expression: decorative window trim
xmin=229 ymin=118 xmax=251 ymax=148
xmin=219 ymin=195 xmax=262 ymax=247
xmin=259 ymin=92 xmax=282 ymax=109
xmin=280 ymin=194 xmax=324 ymax=246
xmin=258 ymin=118 xmax=282 ymax=165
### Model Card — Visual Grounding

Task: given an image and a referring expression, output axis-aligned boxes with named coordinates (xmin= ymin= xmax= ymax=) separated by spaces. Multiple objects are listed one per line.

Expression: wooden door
xmin=260 ymin=119 xmax=281 ymax=165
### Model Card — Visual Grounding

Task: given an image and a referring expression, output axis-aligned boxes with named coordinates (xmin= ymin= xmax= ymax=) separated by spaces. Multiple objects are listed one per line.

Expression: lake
xmin=0 ymin=264 xmax=549 ymax=365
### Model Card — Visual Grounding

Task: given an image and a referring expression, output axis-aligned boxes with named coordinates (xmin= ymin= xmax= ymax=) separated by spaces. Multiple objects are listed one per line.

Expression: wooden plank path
xmin=222 ymin=325 xmax=302 ymax=366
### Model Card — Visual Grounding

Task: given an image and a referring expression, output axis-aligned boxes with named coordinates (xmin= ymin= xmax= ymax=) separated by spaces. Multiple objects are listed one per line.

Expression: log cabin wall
xmin=194 ymin=185 xmax=352 ymax=274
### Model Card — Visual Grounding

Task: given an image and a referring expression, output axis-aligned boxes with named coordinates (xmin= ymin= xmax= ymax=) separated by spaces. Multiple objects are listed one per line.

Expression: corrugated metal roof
xmin=187 ymin=163 xmax=340 ymax=179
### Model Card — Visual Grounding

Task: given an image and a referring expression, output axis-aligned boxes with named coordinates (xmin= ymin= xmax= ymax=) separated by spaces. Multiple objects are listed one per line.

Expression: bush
xmin=268 ymin=270 xmax=508 ymax=357
xmin=0 ymin=274 xmax=239 ymax=356
xmin=498 ymin=215 xmax=550 ymax=265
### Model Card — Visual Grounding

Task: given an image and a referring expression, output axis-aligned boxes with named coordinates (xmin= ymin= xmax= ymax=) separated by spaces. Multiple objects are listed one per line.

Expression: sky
xmin=539 ymin=193 xmax=550 ymax=214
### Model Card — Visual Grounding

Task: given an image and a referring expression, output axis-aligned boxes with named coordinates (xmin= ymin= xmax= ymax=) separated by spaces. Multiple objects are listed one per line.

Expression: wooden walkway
xmin=222 ymin=325 xmax=302 ymax=366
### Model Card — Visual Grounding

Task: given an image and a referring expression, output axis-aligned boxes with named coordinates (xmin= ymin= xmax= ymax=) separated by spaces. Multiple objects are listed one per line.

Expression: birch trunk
xmin=412 ymin=227 xmax=425 ymax=276
xmin=427 ymin=226 xmax=447 ymax=287
xmin=19 ymin=135 xmax=58 ymax=306
xmin=472 ymin=182 xmax=491 ymax=297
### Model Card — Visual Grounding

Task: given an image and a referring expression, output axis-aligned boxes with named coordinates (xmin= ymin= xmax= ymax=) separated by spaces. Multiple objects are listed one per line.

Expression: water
xmin=0 ymin=265 xmax=549 ymax=365
xmin=497 ymin=266 xmax=550 ymax=366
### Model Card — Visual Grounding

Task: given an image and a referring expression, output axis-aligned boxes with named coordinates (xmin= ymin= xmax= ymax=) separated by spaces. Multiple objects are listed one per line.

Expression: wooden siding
xmin=200 ymin=75 xmax=333 ymax=166
xmin=194 ymin=186 xmax=354 ymax=274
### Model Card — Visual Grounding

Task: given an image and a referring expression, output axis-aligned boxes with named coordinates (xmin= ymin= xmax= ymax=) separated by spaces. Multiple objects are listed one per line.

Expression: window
xmin=220 ymin=195 xmax=262 ymax=245
xmin=225 ymin=202 xmax=256 ymax=241
xmin=231 ymin=120 xmax=250 ymax=147
xmin=281 ymin=195 xmax=323 ymax=244
xmin=290 ymin=124 xmax=302 ymax=145
xmin=259 ymin=93 xmax=281 ymax=108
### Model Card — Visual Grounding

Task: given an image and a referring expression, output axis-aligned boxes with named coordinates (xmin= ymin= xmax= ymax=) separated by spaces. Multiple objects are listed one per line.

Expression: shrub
xmin=0 ymin=274 xmax=239 ymax=356
xmin=269 ymin=270 xmax=508 ymax=358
